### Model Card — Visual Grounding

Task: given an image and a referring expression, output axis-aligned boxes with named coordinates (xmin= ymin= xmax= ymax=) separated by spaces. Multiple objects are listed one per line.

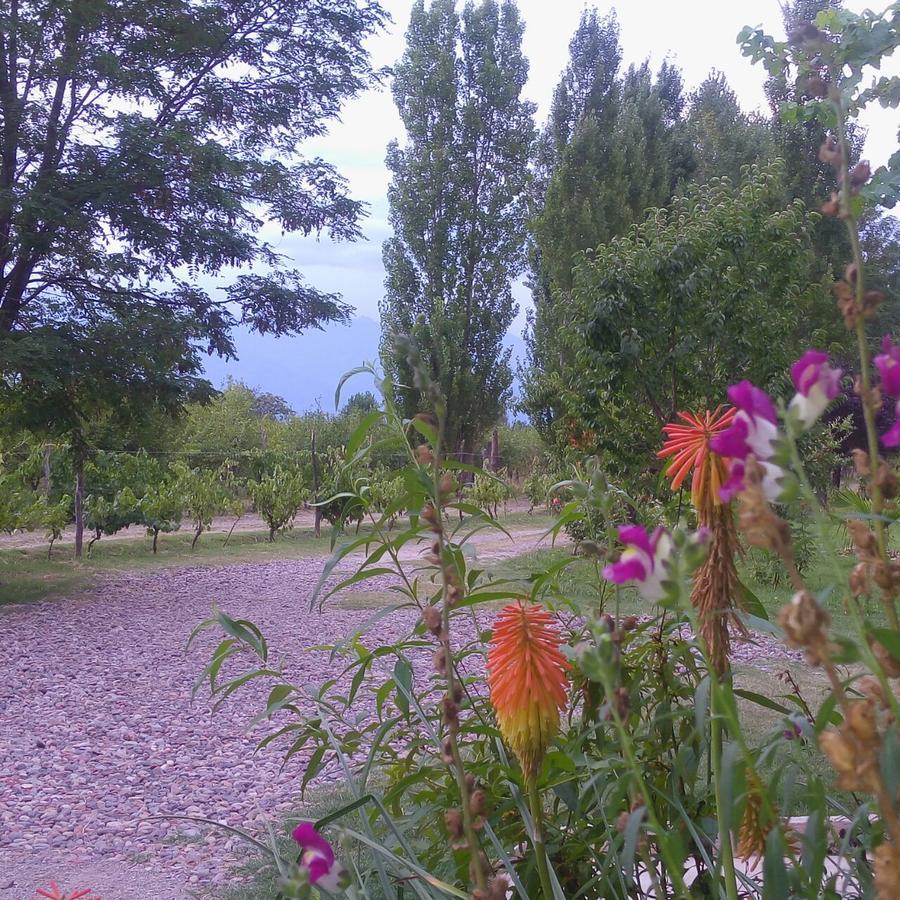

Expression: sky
xmin=205 ymin=0 xmax=900 ymax=412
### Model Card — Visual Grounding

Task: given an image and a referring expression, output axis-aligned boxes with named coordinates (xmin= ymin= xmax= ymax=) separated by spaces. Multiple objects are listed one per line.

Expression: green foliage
xmin=380 ymin=0 xmax=535 ymax=451
xmin=139 ymin=478 xmax=185 ymax=554
xmin=172 ymin=463 xmax=239 ymax=549
xmin=556 ymin=163 xmax=835 ymax=482
xmin=193 ymin=350 xmax=895 ymax=899
xmin=0 ymin=0 xmax=386 ymax=359
xmin=34 ymin=494 xmax=72 ymax=559
xmin=465 ymin=471 xmax=509 ymax=518
xmin=247 ymin=467 xmax=307 ymax=542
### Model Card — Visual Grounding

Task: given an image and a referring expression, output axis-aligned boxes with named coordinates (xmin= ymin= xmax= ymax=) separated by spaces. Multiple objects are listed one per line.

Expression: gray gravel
xmin=0 ymin=558 xmax=800 ymax=898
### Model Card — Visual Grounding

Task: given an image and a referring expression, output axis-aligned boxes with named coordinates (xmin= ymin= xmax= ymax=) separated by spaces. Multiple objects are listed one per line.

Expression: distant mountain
xmin=203 ymin=315 xmax=529 ymax=415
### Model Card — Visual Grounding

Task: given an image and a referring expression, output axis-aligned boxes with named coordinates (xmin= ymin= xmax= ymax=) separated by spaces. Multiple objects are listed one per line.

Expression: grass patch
xmin=335 ymin=590 xmax=404 ymax=610
xmin=0 ymin=510 xmax=555 ymax=607
xmin=0 ymin=524 xmax=330 ymax=606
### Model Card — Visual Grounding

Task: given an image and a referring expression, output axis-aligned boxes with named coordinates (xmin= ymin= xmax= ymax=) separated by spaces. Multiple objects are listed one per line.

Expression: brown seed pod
xmin=849 ymin=160 xmax=871 ymax=188
xmin=415 ymin=444 xmax=434 ymax=465
xmin=851 ymin=449 xmax=870 ymax=477
xmin=422 ymin=605 xmax=442 ymax=635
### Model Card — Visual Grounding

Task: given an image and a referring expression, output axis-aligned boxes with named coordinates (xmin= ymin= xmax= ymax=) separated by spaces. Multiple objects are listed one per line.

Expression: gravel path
xmin=0 ymin=552 xmax=801 ymax=899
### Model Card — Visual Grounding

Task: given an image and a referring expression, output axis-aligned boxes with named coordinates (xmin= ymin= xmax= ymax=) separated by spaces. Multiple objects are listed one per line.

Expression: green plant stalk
xmin=598 ymin=662 xmax=690 ymax=897
xmin=782 ymin=415 xmax=900 ymax=723
xmin=710 ymin=694 xmax=740 ymax=900
xmin=833 ymin=100 xmax=899 ymax=631
xmin=431 ymin=428 xmax=489 ymax=896
xmin=526 ymin=774 xmax=555 ymax=900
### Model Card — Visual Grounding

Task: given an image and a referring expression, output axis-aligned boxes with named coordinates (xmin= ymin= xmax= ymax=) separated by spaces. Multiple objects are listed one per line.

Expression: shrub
xmin=247 ymin=466 xmax=306 ymax=542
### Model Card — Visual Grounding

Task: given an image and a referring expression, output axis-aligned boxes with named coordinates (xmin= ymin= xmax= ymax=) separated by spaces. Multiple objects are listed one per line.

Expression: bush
xmin=247 ymin=466 xmax=306 ymax=542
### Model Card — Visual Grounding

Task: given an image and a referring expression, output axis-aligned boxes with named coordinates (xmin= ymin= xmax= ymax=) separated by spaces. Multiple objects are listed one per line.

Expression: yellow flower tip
xmin=487 ymin=602 xmax=569 ymax=777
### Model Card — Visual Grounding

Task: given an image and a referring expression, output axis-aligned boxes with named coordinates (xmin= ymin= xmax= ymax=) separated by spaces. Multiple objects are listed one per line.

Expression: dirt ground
xmin=0 ymin=517 xmax=554 ymax=900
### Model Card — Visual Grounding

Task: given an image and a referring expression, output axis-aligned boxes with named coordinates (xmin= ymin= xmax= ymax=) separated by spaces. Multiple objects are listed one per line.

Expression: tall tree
xmin=556 ymin=164 xmax=837 ymax=480
xmin=0 ymin=0 xmax=386 ymax=357
xmin=685 ymin=72 xmax=770 ymax=186
xmin=381 ymin=0 xmax=535 ymax=453
xmin=524 ymin=15 xmax=688 ymax=434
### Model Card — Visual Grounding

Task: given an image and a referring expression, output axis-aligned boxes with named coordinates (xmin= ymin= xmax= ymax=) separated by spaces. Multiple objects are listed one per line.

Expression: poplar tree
xmin=380 ymin=0 xmax=535 ymax=454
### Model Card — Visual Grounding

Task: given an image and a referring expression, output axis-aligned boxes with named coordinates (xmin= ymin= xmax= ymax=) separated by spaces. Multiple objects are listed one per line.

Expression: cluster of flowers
xmin=604 ymin=343 xmax=899 ymax=597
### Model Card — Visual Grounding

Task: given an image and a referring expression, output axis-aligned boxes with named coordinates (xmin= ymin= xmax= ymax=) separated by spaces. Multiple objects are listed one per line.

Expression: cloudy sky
xmin=206 ymin=0 xmax=899 ymax=411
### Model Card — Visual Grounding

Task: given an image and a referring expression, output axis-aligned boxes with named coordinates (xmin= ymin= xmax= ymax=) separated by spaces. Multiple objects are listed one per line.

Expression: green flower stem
xmin=430 ymin=424 xmax=489 ymax=896
xmin=833 ymin=99 xmax=899 ymax=631
xmin=597 ymin=639 xmax=690 ymax=898
xmin=527 ymin=774 xmax=555 ymax=900
xmin=710 ymin=693 xmax=740 ymax=900
xmin=783 ymin=417 xmax=900 ymax=723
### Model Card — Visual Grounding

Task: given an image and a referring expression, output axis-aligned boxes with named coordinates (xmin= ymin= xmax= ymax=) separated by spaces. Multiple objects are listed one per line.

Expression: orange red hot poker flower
xmin=487 ymin=602 xmax=569 ymax=777
xmin=657 ymin=406 xmax=736 ymax=512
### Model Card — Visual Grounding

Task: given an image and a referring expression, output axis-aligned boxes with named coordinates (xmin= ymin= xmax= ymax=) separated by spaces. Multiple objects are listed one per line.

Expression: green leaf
xmin=869 ymin=627 xmax=900 ymax=661
xmin=334 ymin=364 xmax=376 ymax=410
xmin=346 ymin=410 xmax=386 ymax=459
xmin=314 ymin=794 xmax=374 ymax=830
xmin=393 ymin=658 xmax=413 ymax=716
xmin=733 ymin=689 xmax=791 ymax=715
xmin=737 ymin=580 xmax=768 ymax=620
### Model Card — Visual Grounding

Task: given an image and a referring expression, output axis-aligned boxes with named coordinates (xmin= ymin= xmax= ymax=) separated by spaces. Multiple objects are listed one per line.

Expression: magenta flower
xmin=788 ymin=350 xmax=842 ymax=429
xmin=708 ymin=380 xmax=784 ymax=500
xmin=292 ymin=823 xmax=344 ymax=891
xmin=602 ymin=525 xmax=672 ymax=601
xmin=883 ymin=400 xmax=900 ymax=448
xmin=875 ymin=336 xmax=900 ymax=397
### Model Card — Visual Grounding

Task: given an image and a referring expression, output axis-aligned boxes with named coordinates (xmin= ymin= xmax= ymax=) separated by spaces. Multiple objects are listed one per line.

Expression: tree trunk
xmin=311 ymin=430 xmax=322 ymax=538
xmin=269 ymin=525 xmax=276 ymax=543
xmin=152 ymin=529 xmax=159 ymax=554
xmin=74 ymin=452 xmax=85 ymax=559
xmin=40 ymin=445 xmax=52 ymax=496
xmin=192 ymin=522 xmax=202 ymax=550
xmin=489 ymin=428 xmax=499 ymax=471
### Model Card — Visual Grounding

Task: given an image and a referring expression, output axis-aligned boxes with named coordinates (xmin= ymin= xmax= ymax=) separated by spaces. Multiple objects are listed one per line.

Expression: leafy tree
xmin=247 ymin=466 xmax=306 ymax=542
xmin=0 ymin=0 xmax=386 ymax=346
xmin=172 ymin=463 xmax=238 ymax=549
xmin=0 ymin=308 xmax=211 ymax=555
xmin=684 ymin=72 xmax=771 ymax=186
xmin=342 ymin=392 xmax=379 ymax=416
xmin=555 ymin=163 xmax=837 ymax=481
xmin=139 ymin=477 xmax=184 ymax=553
xmin=524 ymin=15 xmax=689 ymax=434
xmin=35 ymin=493 xmax=71 ymax=559
xmin=380 ymin=0 xmax=535 ymax=453
xmin=250 ymin=391 xmax=295 ymax=423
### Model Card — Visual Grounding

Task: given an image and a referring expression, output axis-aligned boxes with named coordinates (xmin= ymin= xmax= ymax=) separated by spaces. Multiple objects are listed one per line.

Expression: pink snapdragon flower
xmin=602 ymin=525 xmax=673 ymax=601
xmin=883 ymin=401 xmax=900 ymax=448
xmin=788 ymin=350 xmax=842 ymax=429
xmin=875 ymin=337 xmax=900 ymax=447
xmin=708 ymin=380 xmax=784 ymax=501
xmin=292 ymin=823 xmax=345 ymax=891
xmin=875 ymin=336 xmax=900 ymax=397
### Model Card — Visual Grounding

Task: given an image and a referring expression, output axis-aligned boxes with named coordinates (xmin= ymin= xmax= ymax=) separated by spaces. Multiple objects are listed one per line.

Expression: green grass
xmin=0 ymin=524 xmax=331 ymax=606
xmin=0 ymin=509 xmax=555 ymax=607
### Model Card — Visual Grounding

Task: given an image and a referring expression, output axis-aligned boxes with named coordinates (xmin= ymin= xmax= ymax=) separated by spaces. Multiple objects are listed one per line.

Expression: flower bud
xmin=444 ymin=809 xmax=464 ymax=842
xmin=849 ymin=160 xmax=871 ymax=188
xmin=422 ymin=605 xmax=442 ymax=635
xmin=818 ymin=136 xmax=840 ymax=164
xmin=415 ymin=444 xmax=433 ymax=465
